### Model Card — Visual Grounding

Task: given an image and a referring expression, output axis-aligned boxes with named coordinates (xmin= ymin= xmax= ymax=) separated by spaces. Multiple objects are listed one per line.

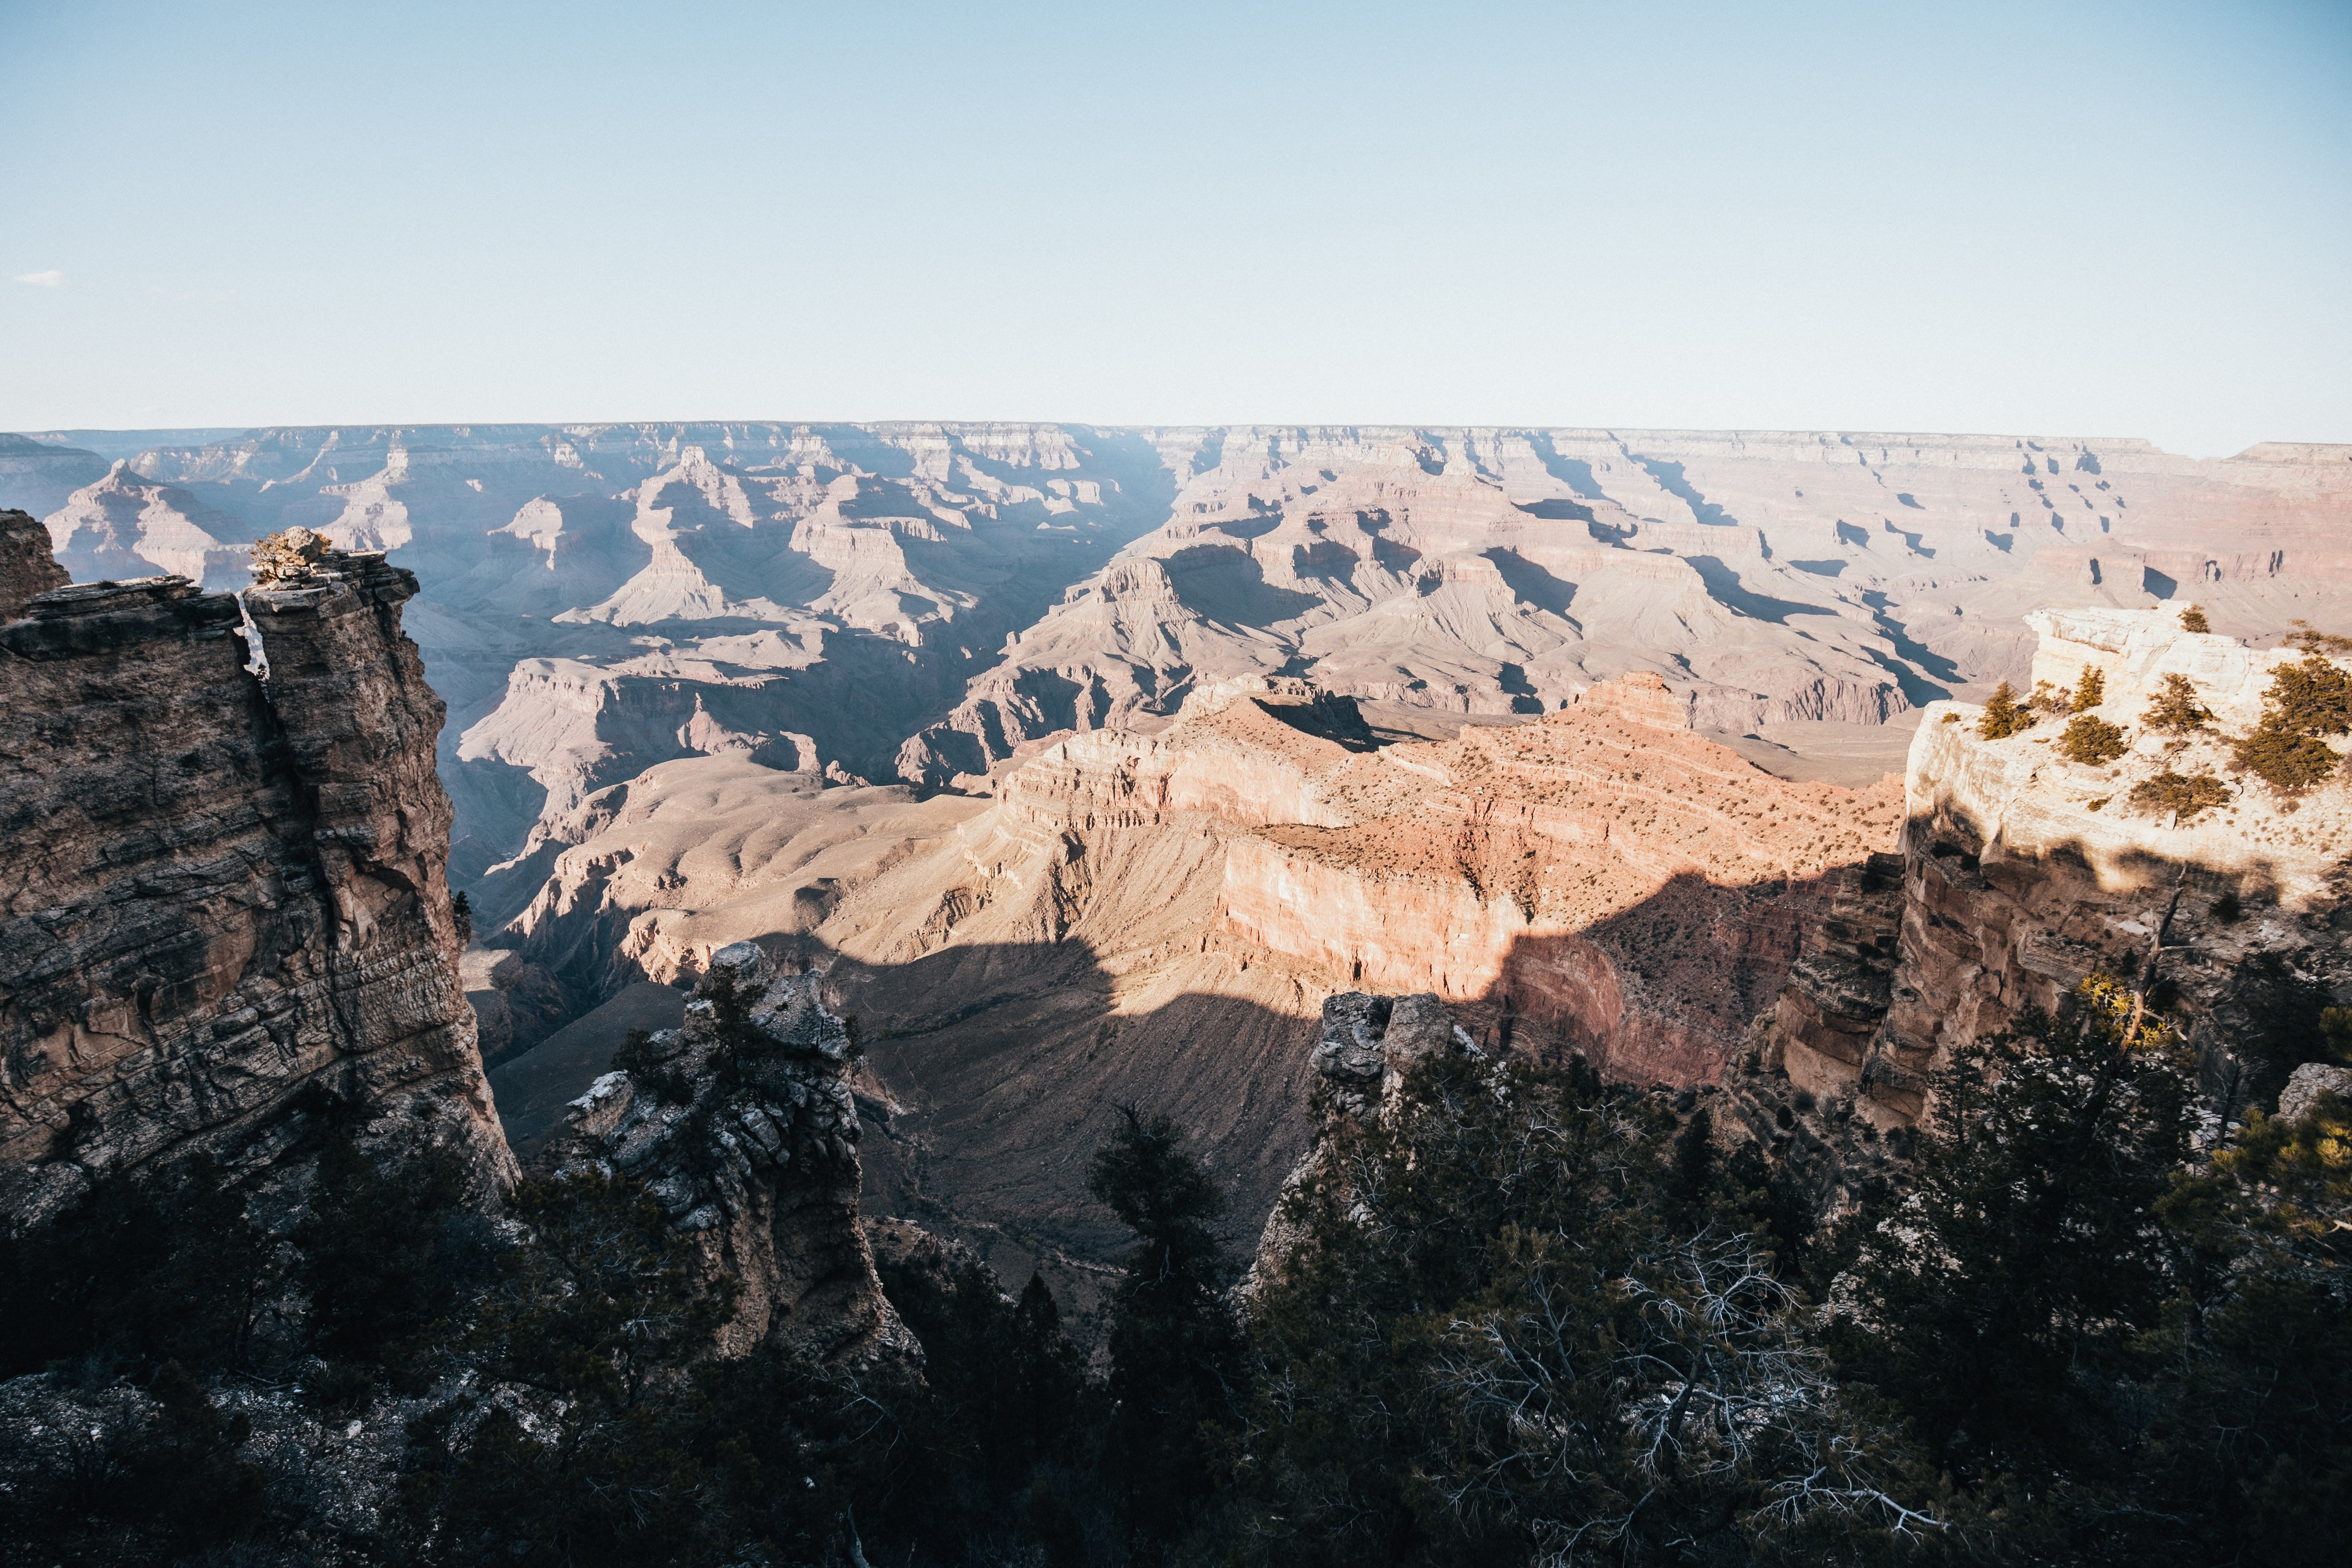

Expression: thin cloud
xmin=11 ymin=270 xmax=64 ymax=288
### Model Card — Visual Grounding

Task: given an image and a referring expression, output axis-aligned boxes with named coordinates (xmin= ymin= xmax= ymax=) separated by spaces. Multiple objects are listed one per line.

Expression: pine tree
xmin=2058 ymin=713 xmax=2127 ymax=764
xmin=1086 ymin=1105 xmax=1246 ymax=1541
xmin=2072 ymin=665 xmax=2107 ymax=710
xmin=1977 ymin=680 xmax=2029 ymax=739
xmin=2180 ymin=604 xmax=2212 ymax=633
xmin=2142 ymin=672 xmax=2211 ymax=734
xmin=1828 ymin=978 xmax=2198 ymax=1516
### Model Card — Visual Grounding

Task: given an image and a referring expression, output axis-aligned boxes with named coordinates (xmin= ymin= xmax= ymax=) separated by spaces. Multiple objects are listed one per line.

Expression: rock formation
xmin=0 ymin=507 xmax=68 ymax=618
xmin=480 ymin=669 xmax=1904 ymax=1294
xmin=1251 ymin=990 xmax=1482 ymax=1285
xmin=12 ymin=423 xmax=2345 ymax=930
xmin=1765 ymin=605 xmax=2352 ymax=1125
xmin=536 ymin=942 xmax=910 ymax=1363
xmin=1 ymin=520 xmax=903 ymax=1372
xmin=0 ymin=536 xmax=513 ymax=1225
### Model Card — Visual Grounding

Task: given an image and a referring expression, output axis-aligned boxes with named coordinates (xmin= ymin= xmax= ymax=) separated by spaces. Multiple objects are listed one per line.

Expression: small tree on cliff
xmin=1977 ymin=680 xmax=2033 ymax=739
xmin=1088 ymin=1105 xmax=1247 ymax=1541
xmin=2143 ymin=672 xmax=2212 ymax=735
xmin=2232 ymin=654 xmax=2352 ymax=793
xmin=2179 ymin=604 xmax=2212 ymax=634
xmin=1827 ymin=978 xmax=2198 ymax=1530
xmin=2072 ymin=665 xmax=2107 ymax=711
xmin=2059 ymin=714 xmax=2128 ymax=765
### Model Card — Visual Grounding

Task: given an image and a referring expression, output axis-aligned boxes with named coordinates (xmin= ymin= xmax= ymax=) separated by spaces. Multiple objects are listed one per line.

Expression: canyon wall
xmin=1 ymin=514 xmax=902 ymax=1367
xmin=0 ymin=518 xmax=514 ymax=1224
xmin=13 ymin=424 xmax=2343 ymax=925
xmin=1767 ymin=607 xmax=2352 ymax=1124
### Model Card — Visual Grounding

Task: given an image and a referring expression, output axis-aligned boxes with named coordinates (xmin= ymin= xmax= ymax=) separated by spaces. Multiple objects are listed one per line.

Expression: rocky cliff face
xmin=1767 ymin=606 xmax=2352 ymax=1125
xmin=0 ymin=508 xmax=69 ymax=618
xmin=537 ymin=942 xmax=910 ymax=1363
xmin=0 ymin=538 xmax=514 ymax=1225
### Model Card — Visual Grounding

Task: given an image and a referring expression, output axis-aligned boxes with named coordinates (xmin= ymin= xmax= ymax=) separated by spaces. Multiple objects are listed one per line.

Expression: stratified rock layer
xmin=1767 ymin=607 xmax=2352 ymax=1124
xmin=0 ymin=508 xmax=67 ymax=619
xmin=0 ymin=549 xmax=513 ymax=1224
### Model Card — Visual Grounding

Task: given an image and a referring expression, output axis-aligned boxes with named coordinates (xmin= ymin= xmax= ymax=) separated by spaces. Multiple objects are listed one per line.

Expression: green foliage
xmin=2220 ymin=951 xmax=2340 ymax=1109
xmin=2072 ymin=664 xmax=2107 ymax=710
xmin=473 ymin=1170 xmax=737 ymax=1409
xmin=2057 ymin=713 xmax=2127 ymax=764
xmin=1829 ymin=980 xmax=2198 ymax=1495
xmin=2264 ymin=654 xmax=2352 ymax=735
xmin=2142 ymin=671 xmax=2211 ymax=734
xmin=614 ymin=1025 xmax=694 ymax=1105
xmin=1832 ymin=974 xmax=2352 ymax=1561
xmin=2233 ymin=720 xmax=2340 ymax=792
xmin=1086 ymin=1103 xmax=1247 ymax=1541
xmin=2127 ymin=769 xmax=2230 ymax=821
xmin=1233 ymin=1056 xmax=1940 ymax=1566
xmin=2179 ymin=604 xmax=2211 ymax=633
xmin=297 ymin=1133 xmax=488 ymax=1383
xmin=0 ymin=1155 xmax=276 ymax=1378
xmin=2027 ymin=679 xmax=2073 ymax=719
xmin=450 ymin=889 xmax=474 ymax=944
xmin=2229 ymin=654 xmax=2351 ymax=794
xmin=1977 ymin=680 xmax=2031 ymax=739
xmin=132 ymin=1359 xmax=272 ymax=1543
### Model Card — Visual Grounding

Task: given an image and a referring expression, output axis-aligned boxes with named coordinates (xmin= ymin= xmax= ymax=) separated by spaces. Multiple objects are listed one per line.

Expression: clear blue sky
xmin=3 ymin=0 xmax=2347 ymax=454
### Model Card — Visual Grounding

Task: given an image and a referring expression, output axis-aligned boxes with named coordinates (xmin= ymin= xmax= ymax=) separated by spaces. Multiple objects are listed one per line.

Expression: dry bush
xmin=2059 ymin=714 xmax=2127 ymax=765
xmin=2127 ymin=770 xmax=2230 ymax=822
xmin=2142 ymin=673 xmax=2211 ymax=736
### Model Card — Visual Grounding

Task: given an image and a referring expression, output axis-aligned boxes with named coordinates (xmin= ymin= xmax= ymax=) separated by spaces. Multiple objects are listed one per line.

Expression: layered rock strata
xmin=538 ymin=942 xmax=909 ymax=1363
xmin=0 ymin=508 xmax=67 ymax=618
xmin=1768 ymin=606 xmax=2352 ymax=1124
xmin=0 ymin=539 xmax=514 ymax=1224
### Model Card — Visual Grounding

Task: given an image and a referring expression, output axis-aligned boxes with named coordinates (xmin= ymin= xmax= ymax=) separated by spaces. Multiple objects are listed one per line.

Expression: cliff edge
xmin=0 ymin=528 xmax=514 ymax=1224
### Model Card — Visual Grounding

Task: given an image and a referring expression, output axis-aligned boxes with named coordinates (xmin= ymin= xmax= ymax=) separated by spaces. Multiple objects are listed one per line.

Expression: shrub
xmin=2286 ymin=619 xmax=2352 ymax=655
xmin=250 ymin=526 xmax=331 ymax=584
xmin=2262 ymin=654 xmax=2352 ymax=736
xmin=2143 ymin=672 xmax=2211 ymax=735
xmin=2179 ymin=604 xmax=2211 ymax=633
xmin=2128 ymin=770 xmax=2230 ymax=821
xmin=2028 ymin=679 xmax=2073 ymax=719
xmin=2060 ymin=714 xmax=2128 ymax=764
xmin=2073 ymin=665 xmax=2107 ymax=710
xmin=1940 ymin=711 xmax=1961 ymax=725
xmin=1978 ymin=680 xmax=2032 ymax=739
xmin=2232 ymin=720 xmax=2340 ymax=793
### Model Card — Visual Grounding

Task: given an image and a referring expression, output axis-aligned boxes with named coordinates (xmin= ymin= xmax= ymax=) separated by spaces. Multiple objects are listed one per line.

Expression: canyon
xmin=10 ymin=424 xmax=2348 ymax=943
xmin=7 ymin=426 xmax=2351 ymax=1309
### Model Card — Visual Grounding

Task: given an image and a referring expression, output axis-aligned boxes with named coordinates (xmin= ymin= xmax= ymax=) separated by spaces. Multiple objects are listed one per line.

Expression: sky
xmin=1 ymin=0 xmax=2347 ymax=455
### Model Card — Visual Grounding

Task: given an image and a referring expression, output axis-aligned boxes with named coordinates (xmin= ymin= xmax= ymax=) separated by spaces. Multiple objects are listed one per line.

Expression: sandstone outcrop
xmin=0 ymin=539 xmax=513 ymax=1226
xmin=537 ymin=942 xmax=909 ymax=1363
xmin=0 ymin=507 xmax=68 ymax=618
xmin=497 ymin=670 xmax=1903 ymax=1298
xmin=1765 ymin=606 xmax=2352 ymax=1124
